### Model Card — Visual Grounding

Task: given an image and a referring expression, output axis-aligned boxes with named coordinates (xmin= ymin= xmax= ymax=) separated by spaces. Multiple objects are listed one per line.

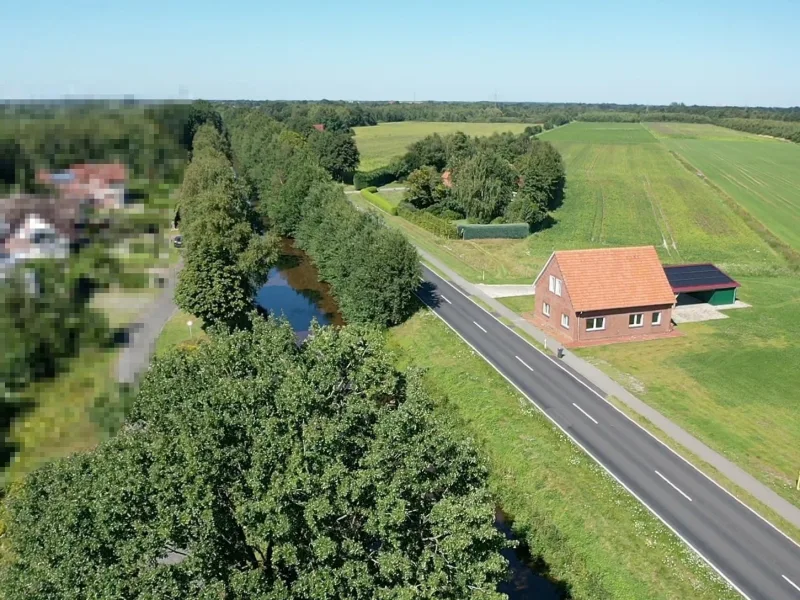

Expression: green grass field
xmin=388 ymin=311 xmax=738 ymax=600
xmin=355 ymin=121 xmax=787 ymax=284
xmin=646 ymin=122 xmax=800 ymax=253
xmin=354 ymin=121 xmax=536 ymax=171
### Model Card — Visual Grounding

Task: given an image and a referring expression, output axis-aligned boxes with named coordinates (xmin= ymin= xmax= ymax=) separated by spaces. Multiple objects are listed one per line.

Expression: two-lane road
xmin=417 ymin=265 xmax=800 ymax=600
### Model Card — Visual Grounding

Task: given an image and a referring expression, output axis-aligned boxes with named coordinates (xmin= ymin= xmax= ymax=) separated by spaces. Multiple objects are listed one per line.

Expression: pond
xmin=254 ymin=238 xmax=344 ymax=339
xmin=254 ymin=240 xmax=567 ymax=598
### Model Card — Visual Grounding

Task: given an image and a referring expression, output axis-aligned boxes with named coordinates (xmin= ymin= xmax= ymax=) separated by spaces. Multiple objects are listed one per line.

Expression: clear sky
xmin=3 ymin=0 xmax=798 ymax=106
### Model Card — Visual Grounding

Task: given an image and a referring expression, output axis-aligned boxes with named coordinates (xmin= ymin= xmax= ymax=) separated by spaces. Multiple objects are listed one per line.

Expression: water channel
xmin=255 ymin=239 xmax=566 ymax=598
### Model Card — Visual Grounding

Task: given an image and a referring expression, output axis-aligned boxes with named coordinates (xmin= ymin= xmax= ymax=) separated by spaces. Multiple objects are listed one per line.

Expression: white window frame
xmin=555 ymin=278 xmax=562 ymax=297
xmin=548 ymin=275 xmax=555 ymax=293
xmin=561 ymin=313 xmax=570 ymax=329
xmin=586 ymin=317 xmax=605 ymax=331
xmin=629 ymin=313 xmax=644 ymax=328
xmin=543 ymin=302 xmax=551 ymax=317
xmin=652 ymin=311 xmax=662 ymax=326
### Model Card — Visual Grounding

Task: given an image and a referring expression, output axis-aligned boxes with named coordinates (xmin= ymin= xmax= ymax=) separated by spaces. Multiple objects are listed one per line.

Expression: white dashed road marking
xmin=473 ymin=321 xmax=487 ymax=333
xmin=572 ymin=402 xmax=599 ymax=424
xmin=515 ymin=355 xmax=534 ymax=371
xmin=440 ymin=294 xmax=452 ymax=304
xmin=782 ymin=575 xmax=800 ymax=593
xmin=655 ymin=470 xmax=693 ymax=502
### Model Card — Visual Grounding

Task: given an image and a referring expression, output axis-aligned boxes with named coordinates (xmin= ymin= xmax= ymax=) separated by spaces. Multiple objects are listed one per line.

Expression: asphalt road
xmin=417 ymin=265 xmax=800 ymax=600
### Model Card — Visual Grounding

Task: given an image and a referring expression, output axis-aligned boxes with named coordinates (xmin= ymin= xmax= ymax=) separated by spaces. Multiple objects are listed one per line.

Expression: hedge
xmin=398 ymin=206 xmax=459 ymax=239
xmin=360 ymin=189 xmax=397 ymax=215
xmin=353 ymin=166 xmax=398 ymax=190
xmin=457 ymin=223 xmax=530 ymax=239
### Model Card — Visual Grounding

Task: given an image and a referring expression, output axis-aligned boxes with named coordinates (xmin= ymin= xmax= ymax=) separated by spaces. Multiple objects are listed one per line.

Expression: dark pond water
xmin=254 ymin=240 xmax=566 ymax=597
xmin=496 ymin=508 xmax=567 ymax=599
xmin=254 ymin=238 xmax=344 ymax=339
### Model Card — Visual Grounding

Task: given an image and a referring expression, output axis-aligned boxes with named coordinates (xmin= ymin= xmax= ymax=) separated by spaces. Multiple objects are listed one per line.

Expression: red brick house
xmin=532 ymin=246 xmax=678 ymax=347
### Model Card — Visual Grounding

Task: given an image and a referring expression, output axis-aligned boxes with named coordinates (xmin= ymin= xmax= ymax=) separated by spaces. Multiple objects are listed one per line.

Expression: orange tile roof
xmin=544 ymin=246 xmax=675 ymax=312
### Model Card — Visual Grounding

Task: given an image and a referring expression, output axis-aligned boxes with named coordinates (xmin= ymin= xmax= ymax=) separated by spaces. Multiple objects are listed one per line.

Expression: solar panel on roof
xmin=663 ymin=264 xmax=739 ymax=291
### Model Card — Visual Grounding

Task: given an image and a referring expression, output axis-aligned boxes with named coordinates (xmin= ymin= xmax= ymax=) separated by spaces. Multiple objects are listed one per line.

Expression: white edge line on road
xmin=473 ymin=321 xmax=487 ymax=333
xmin=440 ymin=294 xmax=452 ymax=305
xmin=414 ymin=284 xmax=754 ymax=600
xmin=655 ymin=470 xmax=693 ymax=502
xmin=572 ymin=402 xmax=599 ymax=425
xmin=782 ymin=575 xmax=800 ymax=593
xmin=421 ymin=265 xmax=800 ymax=552
xmin=515 ymin=355 xmax=534 ymax=371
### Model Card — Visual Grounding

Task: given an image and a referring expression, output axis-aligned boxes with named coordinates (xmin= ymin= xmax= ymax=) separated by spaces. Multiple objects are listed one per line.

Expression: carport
xmin=663 ymin=263 xmax=740 ymax=306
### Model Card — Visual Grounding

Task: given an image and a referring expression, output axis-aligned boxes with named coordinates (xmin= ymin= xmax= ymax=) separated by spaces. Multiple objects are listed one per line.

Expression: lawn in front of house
xmin=572 ymin=275 xmax=800 ymax=508
xmin=388 ymin=310 xmax=738 ymax=600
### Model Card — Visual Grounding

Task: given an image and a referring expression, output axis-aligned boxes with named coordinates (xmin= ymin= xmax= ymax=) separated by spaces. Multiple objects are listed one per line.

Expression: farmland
xmin=355 ymin=121 xmax=785 ymax=283
xmin=646 ymin=121 xmax=800 ymax=254
xmin=357 ymin=120 xmax=800 ymax=508
xmin=354 ymin=121 xmax=536 ymax=170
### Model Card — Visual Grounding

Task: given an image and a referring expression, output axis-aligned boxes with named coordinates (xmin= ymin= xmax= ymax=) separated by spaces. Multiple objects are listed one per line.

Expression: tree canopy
xmin=1 ymin=321 xmax=509 ymax=599
xmin=225 ymin=108 xmax=420 ymax=327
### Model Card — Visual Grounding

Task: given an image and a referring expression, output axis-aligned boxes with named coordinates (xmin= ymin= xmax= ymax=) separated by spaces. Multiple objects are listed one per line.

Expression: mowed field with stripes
xmin=647 ymin=121 xmax=800 ymax=254
xmin=535 ymin=122 xmax=784 ymax=272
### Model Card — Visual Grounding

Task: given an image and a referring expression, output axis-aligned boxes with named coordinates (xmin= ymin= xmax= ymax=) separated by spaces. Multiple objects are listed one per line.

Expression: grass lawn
xmin=354 ymin=121 xmax=536 ymax=171
xmin=496 ymin=294 xmax=534 ymax=315
xmin=646 ymin=122 xmax=800 ymax=254
xmin=1 ymin=350 xmax=115 ymax=489
xmin=576 ymin=275 xmax=800 ymax=507
xmin=154 ymin=310 xmax=207 ymax=356
xmin=388 ymin=310 xmax=738 ymax=600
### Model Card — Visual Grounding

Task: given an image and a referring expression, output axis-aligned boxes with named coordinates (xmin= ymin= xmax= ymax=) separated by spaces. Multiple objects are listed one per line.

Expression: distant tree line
xmin=224 ymin=108 xmax=419 ymax=326
xmin=217 ymin=100 xmax=800 ymax=145
xmin=217 ymin=99 xmax=800 ymax=126
xmin=174 ymin=124 xmax=279 ymax=330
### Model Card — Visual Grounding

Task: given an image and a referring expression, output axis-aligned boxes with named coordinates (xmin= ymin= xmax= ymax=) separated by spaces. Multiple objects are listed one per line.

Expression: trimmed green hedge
xmin=361 ymin=189 xmax=397 ymax=215
xmin=353 ymin=166 xmax=398 ymax=190
xmin=398 ymin=206 xmax=459 ymax=239
xmin=457 ymin=223 xmax=530 ymax=239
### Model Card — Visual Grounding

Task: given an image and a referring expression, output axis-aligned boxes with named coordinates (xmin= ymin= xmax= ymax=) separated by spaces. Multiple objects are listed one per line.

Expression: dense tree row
xmin=718 ymin=118 xmax=800 ymax=143
xmin=174 ymin=124 xmax=278 ymax=330
xmin=400 ymin=130 xmax=565 ymax=230
xmin=1 ymin=319 xmax=510 ymax=599
xmin=225 ymin=108 xmax=419 ymax=326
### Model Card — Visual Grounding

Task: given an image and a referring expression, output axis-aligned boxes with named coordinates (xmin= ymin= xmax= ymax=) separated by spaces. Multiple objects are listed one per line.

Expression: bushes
xmin=353 ymin=165 xmax=398 ymax=190
xmin=457 ymin=222 xmax=530 ymax=239
xmin=360 ymin=188 xmax=397 ymax=215
xmin=398 ymin=205 xmax=459 ymax=239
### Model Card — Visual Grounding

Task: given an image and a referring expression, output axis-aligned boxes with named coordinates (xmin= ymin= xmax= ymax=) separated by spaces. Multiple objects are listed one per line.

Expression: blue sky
xmin=3 ymin=0 xmax=798 ymax=105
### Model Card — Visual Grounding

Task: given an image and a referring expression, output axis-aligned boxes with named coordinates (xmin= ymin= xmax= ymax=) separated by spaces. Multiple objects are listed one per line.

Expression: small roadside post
xmin=187 ymin=320 xmax=194 ymax=339
xmin=796 ymin=470 xmax=800 ymax=491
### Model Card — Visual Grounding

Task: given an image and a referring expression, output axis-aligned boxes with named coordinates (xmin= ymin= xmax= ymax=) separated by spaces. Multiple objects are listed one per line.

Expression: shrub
xmin=353 ymin=166 xmax=398 ymax=190
xmin=398 ymin=206 xmax=459 ymax=239
xmin=360 ymin=189 xmax=397 ymax=215
xmin=457 ymin=223 xmax=529 ymax=239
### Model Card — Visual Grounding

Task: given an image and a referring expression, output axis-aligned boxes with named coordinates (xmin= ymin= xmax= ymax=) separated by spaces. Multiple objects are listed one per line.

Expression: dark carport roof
xmin=663 ymin=263 xmax=740 ymax=293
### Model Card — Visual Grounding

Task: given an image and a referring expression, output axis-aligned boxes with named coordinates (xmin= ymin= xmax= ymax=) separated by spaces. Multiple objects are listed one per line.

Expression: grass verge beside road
xmin=388 ymin=310 xmax=738 ymax=600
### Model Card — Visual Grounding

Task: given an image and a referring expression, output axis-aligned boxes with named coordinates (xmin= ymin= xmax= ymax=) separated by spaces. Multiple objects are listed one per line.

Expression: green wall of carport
xmin=687 ymin=287 xmax=737 ymax=306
